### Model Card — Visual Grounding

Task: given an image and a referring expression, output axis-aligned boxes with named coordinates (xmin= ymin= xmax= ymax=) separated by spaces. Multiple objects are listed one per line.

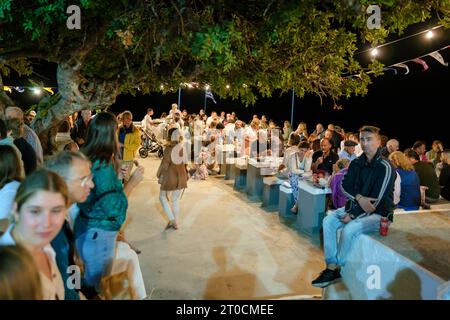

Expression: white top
xmin=0 ymin=224 xmax=65 ymax=300
xmin=206 ymin=116 xmax=215 ymax=127
xmin=0 ymin=180 xmax=20 ymax=220
xmin=141 ymin=114 xmax=153 ymax=131
xmin=244 ymin=126 xmax=257 ymax=141
xmin=23 ymin=125 xmax=44 ymax=166
xmin=68 ymin=204 xmax=80 ymax=231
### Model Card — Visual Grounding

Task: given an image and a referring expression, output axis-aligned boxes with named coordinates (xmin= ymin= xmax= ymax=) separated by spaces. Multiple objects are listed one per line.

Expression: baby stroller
xmin=139 ymin=128 xmax=164 ymax=158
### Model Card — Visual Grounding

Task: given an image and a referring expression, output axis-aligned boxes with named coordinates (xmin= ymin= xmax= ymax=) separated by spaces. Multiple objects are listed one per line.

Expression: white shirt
xmin=141 ymin=114 xmax=153 ymax=131
xmin=68 ymin=204 xmax=80 ymax=231
xmin=23 ymin=125 xmax=44 ymax=166
xmin=0 ymin=180 xmax=20 ymax=220
xmin=0 ymin=224 xmax=65 ymax=300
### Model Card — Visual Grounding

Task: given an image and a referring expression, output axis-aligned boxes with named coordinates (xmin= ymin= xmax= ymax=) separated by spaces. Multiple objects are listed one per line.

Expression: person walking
xmin=157 ymin=128 xmax=189 ymax=230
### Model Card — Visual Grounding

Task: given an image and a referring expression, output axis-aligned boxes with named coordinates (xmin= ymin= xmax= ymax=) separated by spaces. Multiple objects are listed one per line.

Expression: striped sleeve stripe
xmin=340 ymin=178 xmax=355 ymax=201
xmin=373 ymin=159 xmax=392 ymax=208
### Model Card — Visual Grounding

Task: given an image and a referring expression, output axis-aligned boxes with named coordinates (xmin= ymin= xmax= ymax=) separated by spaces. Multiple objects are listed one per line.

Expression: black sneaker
xmin=311 ymin=268 xmax=341 ymax=288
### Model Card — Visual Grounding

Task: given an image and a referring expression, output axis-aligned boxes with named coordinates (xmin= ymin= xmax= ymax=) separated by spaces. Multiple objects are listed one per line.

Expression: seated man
xmin=312 ymin=126 xmax=395 ymax=288
xmin=338 ymin=140 xmax=358 ymax=162
xmin=311 ymin=138 xmax=339 ymax=176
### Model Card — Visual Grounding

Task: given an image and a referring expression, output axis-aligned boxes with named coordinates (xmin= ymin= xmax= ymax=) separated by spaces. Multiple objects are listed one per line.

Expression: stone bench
xmin=278 ymin=184 xmax=296 ymax=219
xmin=262 ymin=177 xmax=280 ymax=212
xmin=233 ymin=162 xmax=248 ymax=191
xmin=324 ymin=210 xmax=450 ymax=299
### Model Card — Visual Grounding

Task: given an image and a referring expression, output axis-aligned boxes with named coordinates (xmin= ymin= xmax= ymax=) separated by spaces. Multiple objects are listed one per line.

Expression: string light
xmin=370 ymin=48 xmax=379 ymax=57
xmin=226 ymin=84 xmax=230 ymax=89
xmin=160 ymin=84 xmax=164 ymax=89
xmin=355 ymin=25 xmax=444 ymax=57
xmin=205 ymin=85 xmax=210 ymax=90
xmin=32 ymin=87 xmax=42 ymax=95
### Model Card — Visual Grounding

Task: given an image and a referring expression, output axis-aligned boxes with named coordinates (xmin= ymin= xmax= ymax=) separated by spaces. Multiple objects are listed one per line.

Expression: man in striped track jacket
xmin=312 ymin=125 xmax=395 ymax=288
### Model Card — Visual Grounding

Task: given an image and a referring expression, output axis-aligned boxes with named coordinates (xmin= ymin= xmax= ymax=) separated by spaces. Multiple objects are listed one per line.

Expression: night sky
xmin=5 ymin=20 xmax=450 ymax=149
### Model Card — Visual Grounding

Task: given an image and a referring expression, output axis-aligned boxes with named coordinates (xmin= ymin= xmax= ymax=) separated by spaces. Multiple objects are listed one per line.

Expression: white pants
xmin=159 ymin=189 xmax=183 ymax=222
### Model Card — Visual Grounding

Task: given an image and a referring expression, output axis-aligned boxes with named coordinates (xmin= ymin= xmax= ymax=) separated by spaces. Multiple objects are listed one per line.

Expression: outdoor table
xmin=246 ymin=157 xmax=282 ymax=202
xmin=296 ymin=179 xmax=332 ymax=245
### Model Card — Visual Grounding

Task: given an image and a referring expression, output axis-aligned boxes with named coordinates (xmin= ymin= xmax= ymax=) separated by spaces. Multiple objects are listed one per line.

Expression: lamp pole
xmin=291 ymin=88 xmax=295 ymax=127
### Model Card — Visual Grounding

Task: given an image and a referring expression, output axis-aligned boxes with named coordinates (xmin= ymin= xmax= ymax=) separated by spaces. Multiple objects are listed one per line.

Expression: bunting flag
xmin=3 ymin=86 xmax=12 ymax=93
xmin=13 ymin=86 xmax=25 ymax=92
xmin=412 ymin=58 xmax=429 ymax=71
xmin=428 ymin=51 xmax=448 ymax=67
xmin=383 ymin=67 xmax=397 ymax=75
xmin=43 ymin=87 xmax=55 ymax=95
xmin=394 ymin=63 xmax=410 ymax=75
xmin=205 ymin=90 xmax=217 ymax=104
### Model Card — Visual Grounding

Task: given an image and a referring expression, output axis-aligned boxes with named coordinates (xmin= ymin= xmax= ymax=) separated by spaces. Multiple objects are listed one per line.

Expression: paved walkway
xmin=125 ymin=155 xmax=324 ymax=299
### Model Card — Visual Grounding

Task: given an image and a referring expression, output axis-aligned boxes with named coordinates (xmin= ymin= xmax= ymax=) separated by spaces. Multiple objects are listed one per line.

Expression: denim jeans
xmin=323 ymin=207 xmax=381 ymax=266
xmin=75 ymin=228 xmax=118 ymax=289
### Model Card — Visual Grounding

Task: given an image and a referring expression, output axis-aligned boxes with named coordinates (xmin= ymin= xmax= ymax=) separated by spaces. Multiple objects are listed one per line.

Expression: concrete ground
xmin=124 ymin=154 xmax=324 ymax=300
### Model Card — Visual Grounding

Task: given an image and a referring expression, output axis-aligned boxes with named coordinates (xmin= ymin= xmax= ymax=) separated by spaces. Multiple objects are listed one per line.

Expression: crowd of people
xmin=0 ymin=102 xmax=449 ymax=299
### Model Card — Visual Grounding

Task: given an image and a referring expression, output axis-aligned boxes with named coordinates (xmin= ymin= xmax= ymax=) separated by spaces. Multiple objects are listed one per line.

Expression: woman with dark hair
xmin=76 ymin=112 xmax=143 ymax=293
xmin=157 ymin=128 xmax=189 ymax=230
xmin=0 ymin=145 xmax=25 ymax=232
xmin=0 ymin=169 xmax=67 ymax=299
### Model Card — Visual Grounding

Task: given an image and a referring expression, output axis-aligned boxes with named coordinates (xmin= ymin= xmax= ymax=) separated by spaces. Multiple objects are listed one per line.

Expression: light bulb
xmin=370 ymin=48 xmax=378 ymax=57
xmin=426 ymin=30 xmax=433 ymax=39
xmin=32 ymin=87 xmax=42 ymax=95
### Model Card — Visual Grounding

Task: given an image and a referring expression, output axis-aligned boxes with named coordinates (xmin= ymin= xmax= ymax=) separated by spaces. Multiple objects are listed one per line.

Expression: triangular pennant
xmin=13 ymin=86 xmax=25 ymax=92
xmin=383 ymin=67 xmax=397 ymax=75
xmin=412 ymin=58 xmax=429 ymax=71
xmin=394 ymin=63 xmax=410 ymax=75
xmin=3 ymin=86 xmax=12 ymax=93
xmin=428 ymin=51 xmax=448 ymax=67
xmin=43 ymin=87 xmax=55 ymax=95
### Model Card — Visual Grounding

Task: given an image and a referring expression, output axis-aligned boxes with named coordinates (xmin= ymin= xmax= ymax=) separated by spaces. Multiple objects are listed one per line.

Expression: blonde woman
xmin=157 ymin=128 xmax=189 ymax=230
xmin=0 ymin=169 xmax=67 ymax=299
xmin=389 ymin=151 xmax=421 ymax=210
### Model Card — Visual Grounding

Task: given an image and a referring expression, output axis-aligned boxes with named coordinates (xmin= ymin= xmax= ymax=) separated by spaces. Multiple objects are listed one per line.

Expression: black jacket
xmin=341 ymin=148 xmax=395 ymax=219
xmin=70 ymin=118 xmax=90 ymax=146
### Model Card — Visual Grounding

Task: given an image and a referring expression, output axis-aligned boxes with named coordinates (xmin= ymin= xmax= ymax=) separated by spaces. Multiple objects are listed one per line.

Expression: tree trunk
xmin=32 ymin=61 xmax=120 ymax=154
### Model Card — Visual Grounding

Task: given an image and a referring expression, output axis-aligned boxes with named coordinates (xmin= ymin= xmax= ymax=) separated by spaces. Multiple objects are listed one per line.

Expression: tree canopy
xmin=1 ymin=0 xmax=449 ymax=137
